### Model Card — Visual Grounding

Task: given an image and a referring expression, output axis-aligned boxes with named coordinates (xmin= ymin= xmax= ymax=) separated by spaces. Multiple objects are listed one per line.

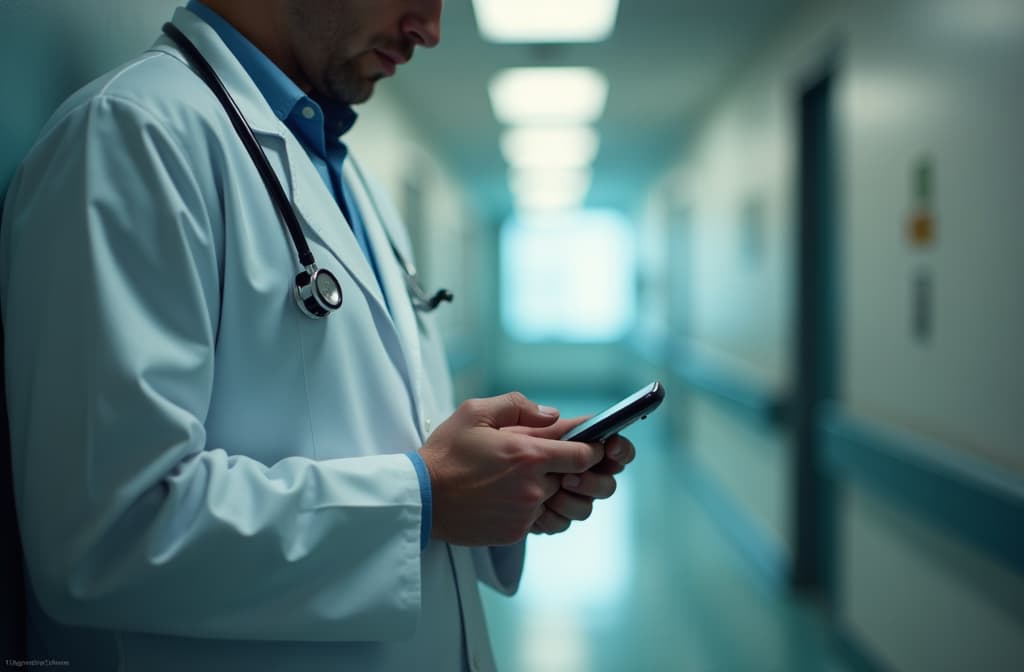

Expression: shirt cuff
xmin=404 ymin=452 xmax=432 ymax=549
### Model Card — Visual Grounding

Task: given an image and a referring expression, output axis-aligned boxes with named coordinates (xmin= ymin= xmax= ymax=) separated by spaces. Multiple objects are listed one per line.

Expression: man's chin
xmin=349 ymin=81 xmax=377 ymax=104
xmin=323 ymin=79 xmax=375 ymax=105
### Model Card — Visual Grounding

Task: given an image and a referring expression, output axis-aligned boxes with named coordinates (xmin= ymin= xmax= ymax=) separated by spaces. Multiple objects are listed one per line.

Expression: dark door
xmin=791 ymin=68 xmax=840 ymax=593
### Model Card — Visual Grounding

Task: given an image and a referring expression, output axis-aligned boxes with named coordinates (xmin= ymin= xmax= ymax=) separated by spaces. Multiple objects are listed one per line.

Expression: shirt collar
xmin=186 ymin=1 xmax=358 ymax=155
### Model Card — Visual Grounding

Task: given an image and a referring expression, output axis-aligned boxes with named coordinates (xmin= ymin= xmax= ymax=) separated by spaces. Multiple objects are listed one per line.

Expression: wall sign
xmin=908 ymin=156 xmax=937 ymax=247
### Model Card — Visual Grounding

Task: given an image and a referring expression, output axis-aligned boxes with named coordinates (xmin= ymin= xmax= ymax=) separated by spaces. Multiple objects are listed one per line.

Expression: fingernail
xmin=563 ymin=475 xmax=581 ymax=488
xmin=608 ymin=444 xmax=623 ymax=460
xmin=538 ymin=405 xmax=559 ymax=417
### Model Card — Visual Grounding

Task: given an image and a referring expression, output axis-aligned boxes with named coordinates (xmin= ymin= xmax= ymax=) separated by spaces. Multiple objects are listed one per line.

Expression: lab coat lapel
xmin=165 ymin=7 xmax=392 ymax=320
xmin=345 ymin=159 xmax=426 ymax=433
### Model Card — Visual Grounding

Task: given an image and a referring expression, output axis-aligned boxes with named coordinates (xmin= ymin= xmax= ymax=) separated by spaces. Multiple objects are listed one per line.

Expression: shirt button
xmin=424 ymin=418 xmax=432 ymax=433
xmin=301 ymin=106 xmax=316 ymax=120
xmin=471 ymin=653 xmax=481 ymax=672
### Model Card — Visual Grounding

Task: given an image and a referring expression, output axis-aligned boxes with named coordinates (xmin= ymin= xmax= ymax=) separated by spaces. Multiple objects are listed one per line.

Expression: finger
xmin=502 ymin=416 xmax=588 ymax=440
xmin=460 ymin=392 xmax=559 ymax=430
xmin=561 ymin=471 xmax=617 ymax=500
xmin=531 ymin=437 xmax=604 ymax=474
xmin=545 ymin=490 xmax=595 ymax=522
xmin=590 ymin=458 xmax=625 ymax=475
xmin=540 ymin=473 xmax=563 ymax=500
xmin=605 ymin=435 xmax=636 ymax=465
xmin=531 ymin=506 xmax=571 ymax=535
xmin=588 ymin=435 xmax=636 ymax=474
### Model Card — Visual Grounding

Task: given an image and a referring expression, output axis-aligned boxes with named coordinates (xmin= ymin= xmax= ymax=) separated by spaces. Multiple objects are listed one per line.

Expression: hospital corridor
xmin=1 ymin=1 xmax=1022 ymax=671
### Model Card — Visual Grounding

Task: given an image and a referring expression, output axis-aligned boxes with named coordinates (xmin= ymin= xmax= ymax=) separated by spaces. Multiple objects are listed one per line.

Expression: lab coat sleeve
xmin=0 ymin=95 xmax=424 ymax=642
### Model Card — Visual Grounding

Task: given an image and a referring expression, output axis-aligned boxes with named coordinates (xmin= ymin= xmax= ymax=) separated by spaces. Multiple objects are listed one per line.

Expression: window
xmin=501 ymin=209 xmax=635 ymax=342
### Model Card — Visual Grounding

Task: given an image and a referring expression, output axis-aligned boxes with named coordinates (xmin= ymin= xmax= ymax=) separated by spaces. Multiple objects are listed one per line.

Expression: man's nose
xmin=401 ymin=1 xmax=442 ymax=48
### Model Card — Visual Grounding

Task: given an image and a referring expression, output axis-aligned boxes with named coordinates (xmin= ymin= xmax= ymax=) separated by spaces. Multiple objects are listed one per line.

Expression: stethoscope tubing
xmin=163 ymin=23 xmax=315 ymax=269
xmin=160 ymin=22 xmax=451 ymax=317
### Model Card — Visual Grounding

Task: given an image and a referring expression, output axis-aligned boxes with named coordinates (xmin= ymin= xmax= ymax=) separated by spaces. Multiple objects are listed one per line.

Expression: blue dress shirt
xmin=187 ymin=0 xmax=431 ymax=547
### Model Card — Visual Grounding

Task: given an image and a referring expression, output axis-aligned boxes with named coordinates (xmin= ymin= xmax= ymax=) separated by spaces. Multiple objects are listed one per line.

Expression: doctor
xmin=0 ymin=1 xmax=636 ymax=671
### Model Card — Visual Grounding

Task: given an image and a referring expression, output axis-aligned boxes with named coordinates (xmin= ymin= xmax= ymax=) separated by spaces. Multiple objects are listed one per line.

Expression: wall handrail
xmin=821 ymin=402 xmax=1024 ymax=576
xmin=627 ymin=333 xmax=789 ymax=427
xmin=672 ymin=356 xmax=788 ymax=426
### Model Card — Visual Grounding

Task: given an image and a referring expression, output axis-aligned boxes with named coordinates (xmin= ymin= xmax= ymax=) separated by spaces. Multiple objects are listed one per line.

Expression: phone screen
xmin=560 ymin=381 xmax=665 ymax=442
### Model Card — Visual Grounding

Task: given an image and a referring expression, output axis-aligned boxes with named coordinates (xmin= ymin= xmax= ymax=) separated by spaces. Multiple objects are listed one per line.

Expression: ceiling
xmin=383 ymin=0 xmax=804 ymax=221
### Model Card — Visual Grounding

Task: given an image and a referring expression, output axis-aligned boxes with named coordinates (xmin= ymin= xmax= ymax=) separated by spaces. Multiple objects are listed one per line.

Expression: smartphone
xmin=560 ymin=381 xmax=666 ymax=442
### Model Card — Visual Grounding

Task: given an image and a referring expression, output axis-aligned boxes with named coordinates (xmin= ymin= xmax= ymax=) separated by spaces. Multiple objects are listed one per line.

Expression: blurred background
xmin=2 ymin=0 xmax=1023 ymax=670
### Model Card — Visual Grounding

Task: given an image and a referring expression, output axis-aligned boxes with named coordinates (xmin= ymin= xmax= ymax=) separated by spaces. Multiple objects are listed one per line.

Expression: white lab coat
xmin=0 ymin=7 xmax=523 ymax=671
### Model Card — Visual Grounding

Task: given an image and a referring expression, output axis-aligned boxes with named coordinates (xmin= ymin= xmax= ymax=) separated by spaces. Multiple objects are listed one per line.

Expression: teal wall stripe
xmin=821 ymin=403 xmax=1024 ymax=575
xmin=631 ymin=339 xmax=792 ymax=583
xmin=671 ymin=359 xmax=787 ymax=427
xmin=681 ymin=455 xmax=791 ymax=586
xmin=627 ymin=335 xmax=788 ymax=429
xmin=833 ymin=626 xmax=889 ymax=672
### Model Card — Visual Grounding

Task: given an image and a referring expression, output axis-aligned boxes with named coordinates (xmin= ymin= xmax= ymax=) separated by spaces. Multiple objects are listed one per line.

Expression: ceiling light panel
xmin=472 ymin=0 xmax=620 ymax=43
xmin=489 ymin=67 xmax=609 ymax=125
xmin=500 ymin=126 xmax=600 ymax=169
xmin=509 ymin=168 xmax=592 ymax=201
xmin=510 ymin=168 xmax=592 ymax=212
xmin=515 ymin=189 xmax=587 ymax=213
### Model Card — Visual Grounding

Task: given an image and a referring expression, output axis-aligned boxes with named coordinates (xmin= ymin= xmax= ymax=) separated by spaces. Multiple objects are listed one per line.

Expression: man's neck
xmin=197 ymin=0 xmax=313 ymax=94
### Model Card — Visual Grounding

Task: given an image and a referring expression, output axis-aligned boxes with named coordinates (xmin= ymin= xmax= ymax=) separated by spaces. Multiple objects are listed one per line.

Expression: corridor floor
xmin=479 ymin=393 xmax=858 ymax=672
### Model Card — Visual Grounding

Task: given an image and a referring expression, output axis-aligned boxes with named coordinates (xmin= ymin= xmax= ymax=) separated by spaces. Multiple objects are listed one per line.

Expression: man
xmin=0 ymin=1 xmax=635 ymax=670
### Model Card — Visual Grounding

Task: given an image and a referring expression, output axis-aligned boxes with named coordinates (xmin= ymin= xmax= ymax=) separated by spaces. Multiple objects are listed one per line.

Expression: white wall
xmin=841 ymin=0 xmax=1024 ymax=473
xmin=841 ymin=485 xmax=1024 ymax=672
xmin=644 ymin=0 xmax=1024 ymax=668
xmin=0 ymin=0 xmax=181 ymax=190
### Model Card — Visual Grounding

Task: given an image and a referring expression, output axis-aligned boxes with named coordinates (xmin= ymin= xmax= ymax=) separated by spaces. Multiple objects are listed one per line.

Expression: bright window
xmin=501 ymin=209 xmax=635 ymax=342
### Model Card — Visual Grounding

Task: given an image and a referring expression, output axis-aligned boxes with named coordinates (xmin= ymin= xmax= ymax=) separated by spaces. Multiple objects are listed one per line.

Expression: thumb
xmin=466 ymin=392 xmax=560 ymax=429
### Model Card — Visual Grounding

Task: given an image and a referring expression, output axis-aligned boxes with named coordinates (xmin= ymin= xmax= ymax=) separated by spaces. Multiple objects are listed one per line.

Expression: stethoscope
xmin=162 ymin=23 xmax=453 ymax=319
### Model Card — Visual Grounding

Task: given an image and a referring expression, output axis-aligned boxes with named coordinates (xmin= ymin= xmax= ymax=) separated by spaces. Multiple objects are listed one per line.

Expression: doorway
xmin=791 ymin=66 xmax=840 ymax=594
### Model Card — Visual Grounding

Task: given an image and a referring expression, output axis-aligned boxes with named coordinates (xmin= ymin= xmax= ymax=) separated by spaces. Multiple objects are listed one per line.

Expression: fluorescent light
xmin=489 ymin=67 xmax=609 ymax=125
xmin=515 ymin=188 xmax=587 ymax=212
xmin=509 ymin=168 xmax=591 ymax=200
xmin=510 ymin=168 xmax=591 ymax=212
xmin=472 ymin=0 xmax=620 ymax=43
xmin=500 ymin=126 xmax=600 ymax=169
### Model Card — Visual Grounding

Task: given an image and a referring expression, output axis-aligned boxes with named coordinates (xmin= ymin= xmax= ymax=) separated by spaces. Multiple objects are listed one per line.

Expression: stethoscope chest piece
xmin=294 ymin=266 xmax=343 ymax=318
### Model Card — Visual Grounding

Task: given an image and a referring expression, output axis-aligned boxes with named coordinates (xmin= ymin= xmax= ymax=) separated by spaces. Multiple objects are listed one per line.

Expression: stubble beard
xmin=322 ymin=60 xmax=378 ymax=105
xmin=285 ymin=1 xmax=374 ymax=105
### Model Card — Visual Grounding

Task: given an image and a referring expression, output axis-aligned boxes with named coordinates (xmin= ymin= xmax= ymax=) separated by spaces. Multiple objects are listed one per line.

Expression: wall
xmin=0 ymin=1 xmax=182 ymax=191
xmin=836 ymin=2 xmax=1024 ymax=667
xmin=644 ymin=0 xmax=1024 ymax=669
xmin=840 ymin=0 xmax=1024 ymax=473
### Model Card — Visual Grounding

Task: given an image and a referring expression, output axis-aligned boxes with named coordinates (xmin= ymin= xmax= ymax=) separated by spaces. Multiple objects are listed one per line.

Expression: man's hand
xmin=418 ymin=393 xmax=605 ymax=546
xmin=524 ymin=420 xmax=635 ymax=535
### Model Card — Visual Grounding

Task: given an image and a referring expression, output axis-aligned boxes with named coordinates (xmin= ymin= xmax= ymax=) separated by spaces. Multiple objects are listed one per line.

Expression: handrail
xmin=821 ymin=403 xmax=1024 ymax=575
xmin=627 ymin=334 xmax=788 ymax=427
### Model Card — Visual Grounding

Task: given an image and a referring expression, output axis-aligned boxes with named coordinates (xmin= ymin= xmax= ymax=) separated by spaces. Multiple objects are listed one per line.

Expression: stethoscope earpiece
xmin=294 ymin=266 xmax=343 ymax=319
xmin=415 ymin=288 xmax=454 ymax=312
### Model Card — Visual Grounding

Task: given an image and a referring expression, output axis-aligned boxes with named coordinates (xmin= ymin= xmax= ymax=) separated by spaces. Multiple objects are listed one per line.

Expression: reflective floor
xmin=480 ymin=393 xmax=857 ymax=672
